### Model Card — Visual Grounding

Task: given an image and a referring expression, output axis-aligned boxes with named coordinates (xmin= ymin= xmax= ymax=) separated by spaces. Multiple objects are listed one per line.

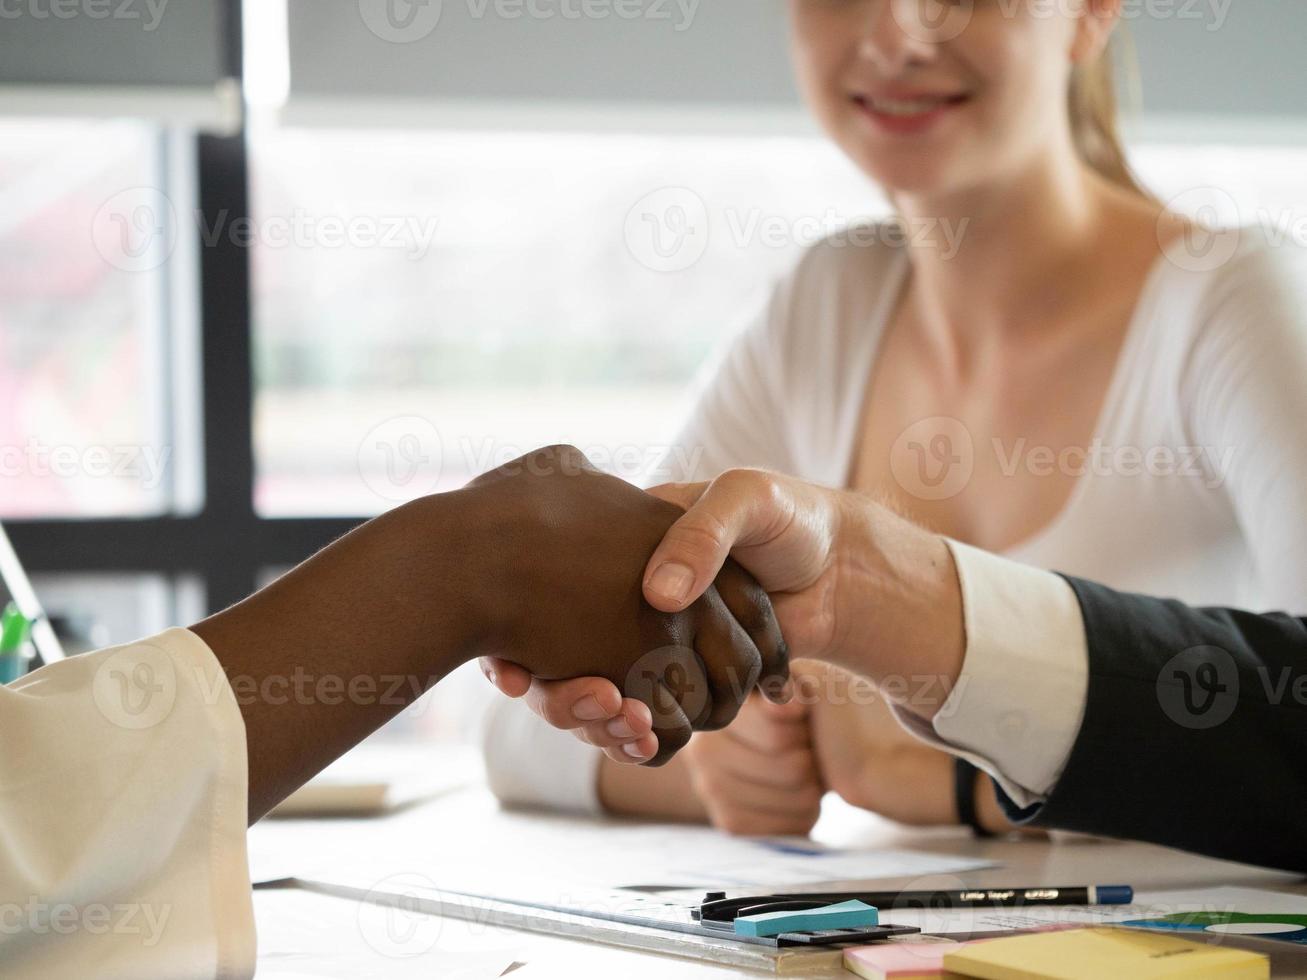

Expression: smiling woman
xmin=787 ymin=0 xmax=1142 ymax=194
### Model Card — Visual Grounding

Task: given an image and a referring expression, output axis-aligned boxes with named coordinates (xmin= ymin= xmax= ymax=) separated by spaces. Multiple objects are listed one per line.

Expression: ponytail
xmin=1067 ymin=31 xmax=1150 ymax=199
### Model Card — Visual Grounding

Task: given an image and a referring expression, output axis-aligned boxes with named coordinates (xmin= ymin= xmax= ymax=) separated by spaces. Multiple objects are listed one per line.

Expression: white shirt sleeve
xmin=481 ymin=692 xmax=604 ymax=815
xmin=1180 ymin=238 xmax=1307 ymax=614
xmin=891 ymin=542 xmax=1090 ymax=808
xmin=0 ymin=628 xmax=254 ymax=980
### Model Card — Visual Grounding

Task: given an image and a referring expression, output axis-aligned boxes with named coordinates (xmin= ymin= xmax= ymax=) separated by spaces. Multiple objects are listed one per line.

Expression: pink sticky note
xmin=843 ymin=941 xmax=974 ymax=980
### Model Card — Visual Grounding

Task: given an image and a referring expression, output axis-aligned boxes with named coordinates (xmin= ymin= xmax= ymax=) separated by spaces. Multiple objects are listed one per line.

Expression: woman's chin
xmin=857 ymin=158 xmax=959 ymax=201
xmin=830 ymin=134 xmax=962 ymax=201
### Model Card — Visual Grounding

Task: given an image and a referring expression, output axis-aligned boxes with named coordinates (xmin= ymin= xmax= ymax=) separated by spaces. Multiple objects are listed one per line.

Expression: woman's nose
xmin=856 ymin=0 xmax=945 ymax=74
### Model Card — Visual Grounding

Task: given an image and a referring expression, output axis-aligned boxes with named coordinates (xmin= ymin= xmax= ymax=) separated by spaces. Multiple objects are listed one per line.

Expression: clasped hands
xmin=483 ymin=453 xmax=972 ymax=833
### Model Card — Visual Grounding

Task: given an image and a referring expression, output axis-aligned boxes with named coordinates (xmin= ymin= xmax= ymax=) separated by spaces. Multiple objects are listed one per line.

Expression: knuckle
xmin=798 ymin=782 xmax=825 ymax=811
xmin=689 ymin=741 xmax=728 ymax=774
xmin=715 ymin=467 xmax=767 ymax=497
xmin=534 ymin=697 xmax=575 ymax=730
xmin=718 ymin=570 xmax=773 ymax=633
xmin=699 ymin=704 xmax=740 ymax=734
xmin=777 ymin=749 xmax=815 ymax=785
xmin=656 ymin=724 xmax=693 ymax=757
xmin=669 ymin=518 xmax=731 ymax=565
xmin=756 ymin=724 xmax=794 ymax=752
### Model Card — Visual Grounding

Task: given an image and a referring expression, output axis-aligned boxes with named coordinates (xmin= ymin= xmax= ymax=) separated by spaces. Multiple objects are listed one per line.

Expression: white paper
xmin=638 ymin=834 xmax=993 ymax=888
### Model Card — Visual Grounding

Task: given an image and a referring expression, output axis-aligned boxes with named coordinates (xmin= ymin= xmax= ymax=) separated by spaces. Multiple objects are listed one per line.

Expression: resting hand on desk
xmin=678 ymin=689 xmax=823 ymax=836
xmin=592 ymin=660 xmax=974 ymax=836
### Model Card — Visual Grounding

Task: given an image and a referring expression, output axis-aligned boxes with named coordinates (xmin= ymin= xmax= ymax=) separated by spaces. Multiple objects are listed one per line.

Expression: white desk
xmin=251 ymin=786 xmax=1307 ymax=978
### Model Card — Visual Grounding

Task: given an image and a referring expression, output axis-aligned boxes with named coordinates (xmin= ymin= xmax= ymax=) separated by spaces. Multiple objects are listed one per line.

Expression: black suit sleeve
xmin=996 ymin=575 xmax=1307 ymax=872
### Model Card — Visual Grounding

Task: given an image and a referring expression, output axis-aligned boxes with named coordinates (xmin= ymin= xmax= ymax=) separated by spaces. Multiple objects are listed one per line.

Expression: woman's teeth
xmin=865 ymin=96 xmax=952 ymax=116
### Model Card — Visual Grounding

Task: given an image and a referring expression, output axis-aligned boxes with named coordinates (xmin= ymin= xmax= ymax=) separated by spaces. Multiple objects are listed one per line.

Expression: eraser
xmin=734 ymin=899 xmax=879 ymax=938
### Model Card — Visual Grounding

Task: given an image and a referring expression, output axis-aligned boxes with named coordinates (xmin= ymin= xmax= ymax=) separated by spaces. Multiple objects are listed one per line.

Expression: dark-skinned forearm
xmin=192 ymin=492 xmax=490 ymax=823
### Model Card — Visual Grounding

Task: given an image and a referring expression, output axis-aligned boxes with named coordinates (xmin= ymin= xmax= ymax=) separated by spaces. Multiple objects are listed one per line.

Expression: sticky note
xmin=844 ymin=940 xmax=973 ymax=979
xmin=942 ymin=927 xmax=1269 ymax=980
xmin=733 ymin=899 xmax=878 ymax=937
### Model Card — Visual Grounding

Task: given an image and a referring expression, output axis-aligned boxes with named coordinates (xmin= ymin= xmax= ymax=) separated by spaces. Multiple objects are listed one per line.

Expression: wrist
xmin=975 ymin=772 xmax=1018 ymax=835
xmin=827 ymin=498 xmax=965 ymax=720
xmin=393 ymin=489 xmax=502 ymax=669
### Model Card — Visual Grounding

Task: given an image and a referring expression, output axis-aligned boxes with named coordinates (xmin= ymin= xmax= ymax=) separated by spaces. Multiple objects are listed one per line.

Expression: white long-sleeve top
xmin=484 ymin=225 xmax=1307 ymax=812
xmin=0 ymin=629 xmax=254 ymax=979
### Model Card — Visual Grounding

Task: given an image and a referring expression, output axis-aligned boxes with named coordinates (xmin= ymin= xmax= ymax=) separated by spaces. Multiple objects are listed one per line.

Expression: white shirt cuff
xmin=891 ymin=541 xmax=1089 ymax=809
xmin=481 ymin=696 xmax=604 ymax=815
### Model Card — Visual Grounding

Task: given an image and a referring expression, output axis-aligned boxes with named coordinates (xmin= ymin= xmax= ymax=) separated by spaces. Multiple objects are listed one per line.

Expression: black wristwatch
xmin=954 ymin=758 xmax=996 ymax=838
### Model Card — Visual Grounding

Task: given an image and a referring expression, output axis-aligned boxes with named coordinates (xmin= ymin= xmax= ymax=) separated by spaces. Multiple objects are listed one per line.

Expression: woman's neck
xmin=893 ymin=151 xmax=1153 ymax=360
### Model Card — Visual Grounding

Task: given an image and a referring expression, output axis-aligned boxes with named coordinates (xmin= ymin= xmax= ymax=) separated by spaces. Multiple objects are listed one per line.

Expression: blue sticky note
xmin=733 ymin=899 xmax=879 ymax=937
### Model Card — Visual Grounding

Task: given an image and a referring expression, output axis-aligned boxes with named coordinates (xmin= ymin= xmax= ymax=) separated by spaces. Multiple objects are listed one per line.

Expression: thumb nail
xmin=647 ymin=562 xmax=696 ymax=605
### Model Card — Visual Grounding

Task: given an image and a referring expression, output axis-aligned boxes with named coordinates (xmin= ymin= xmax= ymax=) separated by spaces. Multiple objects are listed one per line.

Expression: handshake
xmin=200 ymin=442 xmax=963 ymax=822
xmin=471 ymin=444 xmax=967 ymax=794
xmin=463 ymin=444 xmax=795 ymax=765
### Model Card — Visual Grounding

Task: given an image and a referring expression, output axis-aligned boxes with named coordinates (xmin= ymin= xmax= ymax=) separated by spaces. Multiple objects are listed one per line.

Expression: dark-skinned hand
xmin=465 ymin=445 xmax=790 ymax=764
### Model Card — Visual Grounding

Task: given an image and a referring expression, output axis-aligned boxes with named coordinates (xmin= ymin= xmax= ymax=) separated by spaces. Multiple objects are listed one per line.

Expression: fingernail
xmin=607 ymin=718 xmax=636 ymax=739
xmin=573 ymin=695 xmax=607 ymax=721
xmin=622 ymin=743 xmax=648 ymax=759
xmin=647 ymin=562 xmax=695 ymax=605
xmin=484 ymin=667 xmax=497 ymax=687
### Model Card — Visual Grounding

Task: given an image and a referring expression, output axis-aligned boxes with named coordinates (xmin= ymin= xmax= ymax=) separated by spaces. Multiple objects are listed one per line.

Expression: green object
xmin=734 ymin=899 xmax=879 ymax=938
xmin=0 ymin=603 xmax=33 ymax=683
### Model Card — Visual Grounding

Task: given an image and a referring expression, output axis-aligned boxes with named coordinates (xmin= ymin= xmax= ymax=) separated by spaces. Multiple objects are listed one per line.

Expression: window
xmin=249 ymin=129 xmax=1307 ymax=519
xmin=0 ymin=119 xmax=184 ymax=518
xmin=250 ymin=126 xmax=881 ymax=515
xmin=1132 ymin=143 xmax=1307 ymax=236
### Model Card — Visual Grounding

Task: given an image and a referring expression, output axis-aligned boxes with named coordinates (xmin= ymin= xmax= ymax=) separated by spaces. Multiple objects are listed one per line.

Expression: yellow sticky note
xmin=941 ymin=927 xmax=1268 ymax=980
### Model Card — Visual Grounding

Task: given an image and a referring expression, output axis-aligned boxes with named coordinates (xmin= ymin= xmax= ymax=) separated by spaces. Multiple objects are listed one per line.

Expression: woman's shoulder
xmin=1153 ymin=225 xmax=1307 ymax=400
xmin=1146 ymin=225 xmax=1307 ymax=360
xmin=1159 ymin=224 xmax=1307 ymax=316
xmin=785 ymin=217 xmax=915 ymax=288
xmin=769 ymin=219 xmax=912 ymax=334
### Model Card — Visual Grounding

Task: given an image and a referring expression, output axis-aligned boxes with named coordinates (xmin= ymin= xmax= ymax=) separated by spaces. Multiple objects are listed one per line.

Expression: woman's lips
xmin=852 ymin=93 xmax=970 ymax=135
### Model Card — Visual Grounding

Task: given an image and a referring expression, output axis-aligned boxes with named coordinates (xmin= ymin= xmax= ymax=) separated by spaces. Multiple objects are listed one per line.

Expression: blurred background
xmin=2 ymin=0 xmax=1305 ymax=738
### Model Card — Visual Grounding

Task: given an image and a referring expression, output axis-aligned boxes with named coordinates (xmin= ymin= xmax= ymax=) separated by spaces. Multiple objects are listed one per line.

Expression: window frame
xmin=4 ymin=2 xmax=362 ymax=615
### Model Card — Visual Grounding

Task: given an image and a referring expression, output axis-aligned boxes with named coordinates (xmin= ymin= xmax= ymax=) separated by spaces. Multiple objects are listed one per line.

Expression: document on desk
xmin=284 ymin=797 xmax=994 ymax=895
xmin=289 ymin=805 xmax=994 ymax=972
xmin=536 ymin=824 xmax=994 ymax=890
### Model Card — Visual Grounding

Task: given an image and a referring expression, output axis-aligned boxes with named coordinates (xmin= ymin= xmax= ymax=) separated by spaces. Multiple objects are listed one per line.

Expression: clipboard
xmin=296 ymin=874 xmax=919 ymax=973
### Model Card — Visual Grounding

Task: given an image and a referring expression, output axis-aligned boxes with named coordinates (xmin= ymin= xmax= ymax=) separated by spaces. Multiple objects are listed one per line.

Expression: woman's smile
xmin=850 ymin=88 xmax=972 ymax=136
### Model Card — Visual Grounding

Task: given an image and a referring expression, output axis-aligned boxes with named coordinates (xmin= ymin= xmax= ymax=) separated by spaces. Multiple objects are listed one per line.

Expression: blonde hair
xmin=1067 ymin=32 xmax=1150 ymax=198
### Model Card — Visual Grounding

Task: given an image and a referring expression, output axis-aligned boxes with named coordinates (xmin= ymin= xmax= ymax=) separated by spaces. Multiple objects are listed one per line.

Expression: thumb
xmin=646 ymin=480 xmax=709 ymax=511
xmin=642 ymin=472 xmax=766 ymax=612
